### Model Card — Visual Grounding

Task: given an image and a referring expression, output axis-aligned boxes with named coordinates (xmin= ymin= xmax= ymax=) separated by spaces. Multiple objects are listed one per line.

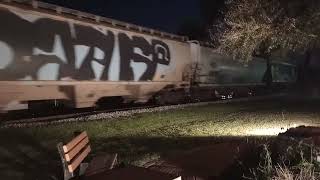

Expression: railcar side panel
xmin=0 ymin=2 xmax=192 ymax=111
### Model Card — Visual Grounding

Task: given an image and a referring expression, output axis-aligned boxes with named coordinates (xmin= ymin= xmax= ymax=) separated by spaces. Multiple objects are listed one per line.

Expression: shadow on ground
xmin=0 ymin=129 xmax=273 ymax=180
xmin=0 ymin=130 xmax=61 ymax=180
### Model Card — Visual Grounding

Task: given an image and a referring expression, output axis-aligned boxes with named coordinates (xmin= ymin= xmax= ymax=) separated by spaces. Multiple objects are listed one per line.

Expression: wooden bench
xmin=57 ymin=131 xmax=118 ymax=180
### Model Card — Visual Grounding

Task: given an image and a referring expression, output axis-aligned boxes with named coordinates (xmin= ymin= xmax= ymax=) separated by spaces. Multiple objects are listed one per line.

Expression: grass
xmin=1 ymin=98 xmax=320 ymax=179
xmin=246 ymin=140 xmax=320 ymax=180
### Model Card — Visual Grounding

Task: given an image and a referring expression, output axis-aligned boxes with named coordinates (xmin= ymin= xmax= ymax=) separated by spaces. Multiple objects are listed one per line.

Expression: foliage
xmin=247 ymin=141 xmax=320 ymax=180
xmin=211 ymin=0 xmax=320 ymax=63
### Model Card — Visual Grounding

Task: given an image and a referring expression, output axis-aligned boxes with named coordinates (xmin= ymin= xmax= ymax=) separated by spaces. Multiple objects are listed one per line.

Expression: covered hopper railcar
xmin=0 ymin=0 xmax=193 ymax=111
xmin=189 ymin=45 xmax=297 ymax=101
xmin=0 ymin=0 xmax=296 ymax=112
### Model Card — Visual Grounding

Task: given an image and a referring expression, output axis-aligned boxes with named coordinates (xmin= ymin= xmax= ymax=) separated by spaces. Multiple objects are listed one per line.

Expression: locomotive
xmin=0 ymin=0 xmax=296 ymax=112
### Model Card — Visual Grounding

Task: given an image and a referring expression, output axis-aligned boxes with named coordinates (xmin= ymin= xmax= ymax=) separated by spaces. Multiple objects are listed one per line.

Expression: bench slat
xmin=65 ymin=137 xmax=89 ymax=162
xmin=68 ymin=145 xmax=91 ymax=173
xmin=63 ymin=131 xmax=87 ymax=153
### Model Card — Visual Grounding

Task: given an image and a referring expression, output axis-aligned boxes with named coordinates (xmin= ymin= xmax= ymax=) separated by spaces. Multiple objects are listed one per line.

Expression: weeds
xmin=246 ymin=140 xmax=320 ymax=180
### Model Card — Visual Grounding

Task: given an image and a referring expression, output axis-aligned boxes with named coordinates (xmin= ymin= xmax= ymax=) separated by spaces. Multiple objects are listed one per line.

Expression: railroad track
xmin=0 ymin=104 xmax=159 ymax=128
xmin=0 ymin=94 xmax=285 ymax=128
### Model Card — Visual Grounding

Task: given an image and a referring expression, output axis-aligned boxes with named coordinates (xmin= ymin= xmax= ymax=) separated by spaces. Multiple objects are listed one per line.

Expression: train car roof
xmin=1 ymin=0 xmax=189 ymax=42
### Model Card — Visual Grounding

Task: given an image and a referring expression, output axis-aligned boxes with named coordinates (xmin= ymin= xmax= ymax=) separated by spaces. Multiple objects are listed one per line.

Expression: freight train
xmin=0 ymin=0 xmax=296 ymax=112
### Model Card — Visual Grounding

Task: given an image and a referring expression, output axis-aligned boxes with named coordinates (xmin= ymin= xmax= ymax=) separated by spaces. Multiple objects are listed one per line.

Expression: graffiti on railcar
xmin=0 ymin=9 xmax=171 ymax=81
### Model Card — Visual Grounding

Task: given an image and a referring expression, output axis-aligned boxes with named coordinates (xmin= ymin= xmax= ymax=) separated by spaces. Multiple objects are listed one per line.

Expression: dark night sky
xmin=40 ymin=0 xmax=205 ymax=34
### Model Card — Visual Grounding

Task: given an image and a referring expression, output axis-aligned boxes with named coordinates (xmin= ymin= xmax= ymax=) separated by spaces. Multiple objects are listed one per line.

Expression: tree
xmin=210 ymin=0 xmax=320 ymax=86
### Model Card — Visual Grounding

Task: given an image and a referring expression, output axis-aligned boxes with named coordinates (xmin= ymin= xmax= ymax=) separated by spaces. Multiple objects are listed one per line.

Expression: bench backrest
xmin=57 ymin=131 xmax=91 ymax=180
